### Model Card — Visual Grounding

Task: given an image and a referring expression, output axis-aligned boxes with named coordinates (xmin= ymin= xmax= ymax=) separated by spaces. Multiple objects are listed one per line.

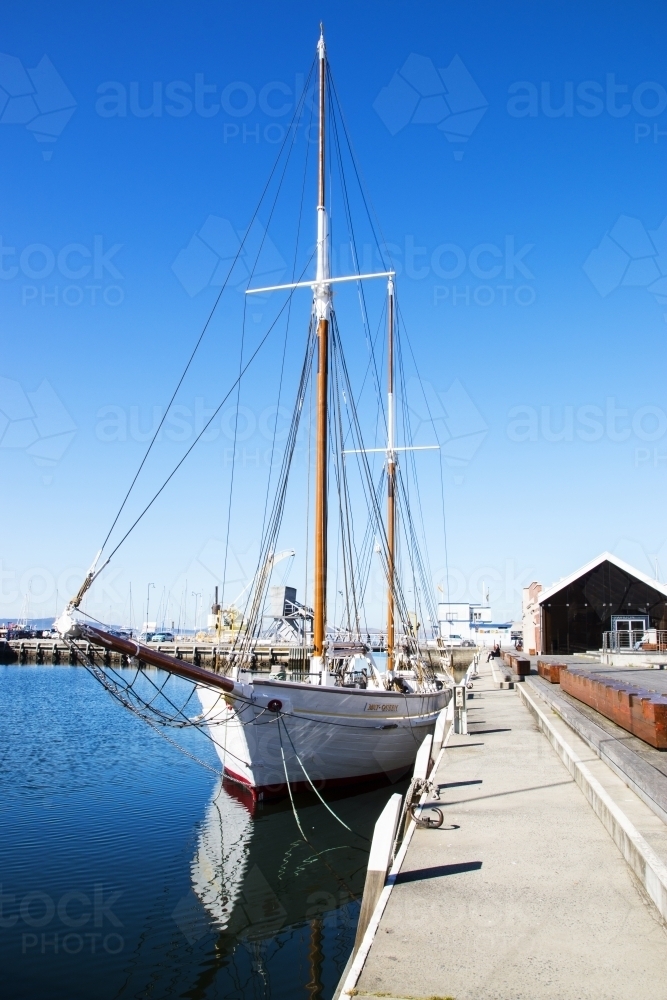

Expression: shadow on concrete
xmin=467 ymin=727 xmax=512 ymax=735
xmin=444 ymin=779 xmax=573 ymax=807
xmin=395 ymin=861 xmax=483 ymax=884
xmin=439 ymin=779 xmax=483 ymax=790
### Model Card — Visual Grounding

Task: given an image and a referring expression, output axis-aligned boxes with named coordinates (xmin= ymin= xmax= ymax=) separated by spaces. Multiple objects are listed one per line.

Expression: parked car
xmin=443 ymin=634 xmax=468 ymax=647
xmin=149 ymin=632 xmax=174 ymax=643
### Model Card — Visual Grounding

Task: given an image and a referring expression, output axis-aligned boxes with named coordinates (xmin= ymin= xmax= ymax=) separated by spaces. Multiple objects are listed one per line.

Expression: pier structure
xmin=339 ymin=656 xmax=667 ymax=1000
xmin=1 ymin=636 xmax=447 ymax=672
xmin=0 ymin=638 xmax=313 ymax=673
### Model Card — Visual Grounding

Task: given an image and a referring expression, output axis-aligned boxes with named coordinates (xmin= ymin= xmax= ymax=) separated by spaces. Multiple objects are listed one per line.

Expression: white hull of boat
xmin=197 ymin=678 xmax=449 ymax=800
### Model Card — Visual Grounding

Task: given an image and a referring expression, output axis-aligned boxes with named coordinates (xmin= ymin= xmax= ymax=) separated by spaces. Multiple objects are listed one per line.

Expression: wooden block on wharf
xmin=560 ymin=669 xmax=667 ymax=750
xmin=502 ymin=650 xmax=531 ymax=677
xmin=537 ymin=660 xmax=567 ymax=684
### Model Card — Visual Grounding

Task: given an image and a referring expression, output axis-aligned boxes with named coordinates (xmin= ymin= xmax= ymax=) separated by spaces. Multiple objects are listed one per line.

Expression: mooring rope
xmin=279 ymin=728 xmax=308 ymax=841
xmin=280 ymin=716 xmax=371 ymax=841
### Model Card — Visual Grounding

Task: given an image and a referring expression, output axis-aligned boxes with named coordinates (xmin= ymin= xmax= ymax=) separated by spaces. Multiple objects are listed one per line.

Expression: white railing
xmin=602 ymin=629 xmax=667 ymax=652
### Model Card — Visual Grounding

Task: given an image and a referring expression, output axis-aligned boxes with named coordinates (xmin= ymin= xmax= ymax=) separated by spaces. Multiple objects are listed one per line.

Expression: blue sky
xmin=2 ymin=0 xmax=667 ymax=627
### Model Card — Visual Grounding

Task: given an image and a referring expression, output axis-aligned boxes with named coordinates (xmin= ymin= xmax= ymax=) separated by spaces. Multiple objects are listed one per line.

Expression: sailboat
xmin=55 ymin=28 xmax=450 ymax=801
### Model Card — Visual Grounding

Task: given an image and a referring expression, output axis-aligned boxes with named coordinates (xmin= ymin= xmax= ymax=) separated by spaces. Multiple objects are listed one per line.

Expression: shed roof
xmin=538 ymin=551 xmax=667 ymax=605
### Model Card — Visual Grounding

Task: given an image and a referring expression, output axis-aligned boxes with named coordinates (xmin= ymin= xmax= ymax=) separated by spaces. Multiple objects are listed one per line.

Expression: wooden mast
xmin=312 ymin=28 xmax=330 ymax=666
xmin=386 ymin=279 xmax=396 ymax=671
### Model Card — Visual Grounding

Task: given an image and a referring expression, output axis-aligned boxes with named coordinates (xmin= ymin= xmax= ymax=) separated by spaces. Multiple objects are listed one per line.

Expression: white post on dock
xmin=353 ymin=792 xmax=402 ymax=953
xmin=413 ymin=733 xmax=433 ymax=780
xmin=431 ymin=705 xmax=450 ymax=759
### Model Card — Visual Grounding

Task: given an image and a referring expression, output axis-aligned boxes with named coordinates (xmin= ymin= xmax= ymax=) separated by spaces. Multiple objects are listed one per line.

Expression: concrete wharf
xmin=1 ymin=636 xmax=446 ymax=672
xmin=341 ymin=658 xmax=667 ymax=1000
xmin=0 ymin=638 xmax=311 ymax=672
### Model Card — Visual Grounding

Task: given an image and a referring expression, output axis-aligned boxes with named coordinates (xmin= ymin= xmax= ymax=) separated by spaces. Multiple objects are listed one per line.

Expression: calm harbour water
xmin=0 ymin=664 xmax=403 ymax=999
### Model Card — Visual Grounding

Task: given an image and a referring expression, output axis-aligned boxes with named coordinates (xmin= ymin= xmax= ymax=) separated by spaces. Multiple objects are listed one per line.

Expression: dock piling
xmin=353 ymin=792 xmax=402 ymax=954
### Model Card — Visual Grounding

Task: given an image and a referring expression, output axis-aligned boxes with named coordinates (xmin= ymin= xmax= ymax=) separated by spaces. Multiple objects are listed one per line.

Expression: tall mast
xmin=312 ymin=26 xmax=331 ymax=667
xmin=386 ymin=279 xmax=396 ymax=671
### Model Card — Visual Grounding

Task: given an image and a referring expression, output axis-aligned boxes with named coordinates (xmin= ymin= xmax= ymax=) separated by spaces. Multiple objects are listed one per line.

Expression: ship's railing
xmin=602 ymin=629 xmax=667 ymax=652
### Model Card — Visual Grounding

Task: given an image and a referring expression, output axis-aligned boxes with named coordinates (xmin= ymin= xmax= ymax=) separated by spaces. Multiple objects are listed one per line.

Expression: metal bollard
xmin=454 ymin=683 xmax=467 ymax=735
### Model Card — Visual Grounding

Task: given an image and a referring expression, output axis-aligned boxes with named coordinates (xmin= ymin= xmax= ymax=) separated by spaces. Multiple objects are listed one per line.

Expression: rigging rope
xmin=329 ymin=313 xmax=424 ymax=663
xmin=221 ymin=292 xmax=247 ymax=607
xmin=237 ymin=85 xmax=317 ymax=626
xmin=231 ymin=323 xmax=317 ymax=654
xmin=327 ymin=69 xmax=386 ymax=436
xmin=100 ymin=250 xmax=316 ymax=569
xmin=395 ymin=294 xmax=452 ymax=607
xmin=98 ymin=57 xmax=317 ymax=562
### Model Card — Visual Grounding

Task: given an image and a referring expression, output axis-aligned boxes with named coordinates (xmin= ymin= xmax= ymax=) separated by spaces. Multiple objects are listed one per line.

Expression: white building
xmin=438 ymin=602 xmax=496 ymax=643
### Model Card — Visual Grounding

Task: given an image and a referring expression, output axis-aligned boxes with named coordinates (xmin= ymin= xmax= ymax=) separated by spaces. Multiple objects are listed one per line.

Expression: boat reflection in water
xmin=186 ymin=775 xmax=405 ymax=998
